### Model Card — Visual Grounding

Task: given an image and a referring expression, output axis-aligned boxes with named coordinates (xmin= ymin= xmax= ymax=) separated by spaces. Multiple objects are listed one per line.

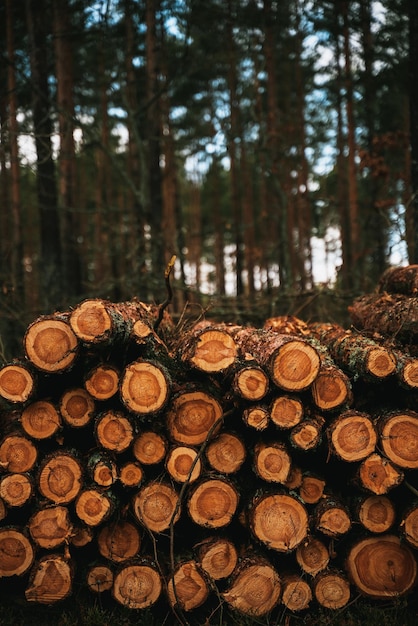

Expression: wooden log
xmin=84 ymin=364 xmax=120 ymax=401
xmin=187 ymin=477 xmax=239 ymax=529
xmin=120 ymin=359 xmax=171 ymax=415
xmin=75 ymin=488 xmax=116 ymax=527
xmin=234 ymin=328 xmax=321 ymax=392
xmin=87 ymin=451 xmax=118 ymax=488
xmin=313 ymin=497 xmax=352 ymax=538
xmin=295 ymin=535 xmax=330 ymax=576
xmin=0 ymin=360 xmax=36 ymax=404
xmin=400 ymin=502 xmax=418 ymax=548
xmin=312 ymin=569 xmax=351 ymax=609
xmin=166 ymin=389 xmax=223 ymax=445
xmin=348 ymin=293 xmax=418 ymax=343
xmin=395 ymin=351 xmax=418 ymax=389
xmin=167 ymin=560 xmax=210 ymax=611
xmin=179 ymin=323 xmax=238 ymax=374
xmin=346 ymin=534 xmax=417 ymax=599
xmin=328 ymin=409 xmax=377 ymax=462
xmin=0 ymin=527 xmax=34 ymax=577
xmin=37 ymin=451 xmax=83 ymax=504
xmin=283 ymin=465 xmax=303 ymax=490
xmin=264 ymin=314 xmax=310 ymax=336
xmin=231 ymin=360 xmax=269 ymax=401
xmin=86 ymin=563 xmax=114 ymax=593
xmin=358 ymin=452 xmax=404 ymax=495
xmin=132 ymin=481 xmax=180 ymax=533
xmin=0 ymin=432 xmax=38 ymax=473
xmin=165 ymin=445 xmax=202 ymax=483
xmin=0 ymin=473 xmax=33 ymax=508
xmin=0 ymin=497 xmax=7 ymax=522
xmin=21 ymin=399 xmax=62 ymax=439
xmin=69 ymin=298 xmax=130 ymax=344
xmin=356 ymin=495 xmax=396 ymax=533
xmin=24 ymin=315 xmax=79 ymax=373
xmin=281 ymin=573 xmax=312 ymax=612
xmin=59 ymin=387 xmax=95 ymax=429
xmin=118 ymin=461 xmax=144 ymax=488
xmin=112 ymin=560 xmax=162 ymax=609
xmin=298 ymin=473 xmax=326 ymax=505
xmin=311 ymin=363 xmax=353 ymax=412
xmin=28 ymin=505 xmax=73 ymax=549
xmin=25 ymin=554 xmax=73 ymax=604
xmin=242 ymin=405 xmax=270 ymax=431
xmin=250 ymin=492 xmax=308 ymax=552
xmin=132 ymin=430 xmax=167 ymax=465
xmin=205 ymin=432 xmax=246 ymax=475
xmin=95 ymin=410 xmax=134 ymax=453
xmin=377 ymin=264 xmax=418 ymax=295
xmin=253 ymin=441 xmax=292 ymax=484
xmin=222 ymin=556 xmax=281 ymax=617
xmin=289 ymin=414 xmax=325 ymax=451
xmin=97 ymin=520 xmax=141 ymax=563
xmin=378 ymin=409 xmax=418 ymax=469
xmin=195 ymin=536 xmax=238 ymax=580
xmin=270 ymin=395 xmax=304 ymax=429
xmin=70 ymin=525 xmax=94 ymax=548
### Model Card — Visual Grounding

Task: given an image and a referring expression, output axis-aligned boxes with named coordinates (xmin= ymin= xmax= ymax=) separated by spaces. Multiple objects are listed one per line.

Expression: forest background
xmin=1 ymin=0 xmax=418 ymax=361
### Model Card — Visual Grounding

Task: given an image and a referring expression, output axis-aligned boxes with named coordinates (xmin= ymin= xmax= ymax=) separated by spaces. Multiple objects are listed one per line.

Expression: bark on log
xmin=378 ymin=264 xmax=418 ymax=295
xmin=348 ymin=293 xmax=418 ymax=343
xmin=312 ymin=569 xmax=351 ymax=609
xmin=328 ymin=410 xmax=377 ymax=462
xmin=222 ymin=556 xmax=282 ymax=616
xmin=250 ymin=492 xmax=309 ymax=552
xmin=112 ymin=561 xmax=163 ymax=609
xmin=28 ymin=505 xmax=73 ymax=549
xmin=346 ymin=534 xmax=417 ymax=598
xmin=195 ymin=536 xmax=238 ymax=580
xmin=0 ymin=527 xmax=34 ymax=577
xmin=24 ymin=315 xmax=79 ymax=373
xmin=0 ymin=361 xmax=36 ymax=404
xmin=167 ymin=560 xmax=210 ymax=611
xmin=378 ymin=410 xmax=418 ymax=469
xmin=21 ymin=400 xmax=62 ymax=439
xmin=187 ymin=477 xmax=239 ymax=529
xmin=25 ymin=554 xmax=73 ymax=604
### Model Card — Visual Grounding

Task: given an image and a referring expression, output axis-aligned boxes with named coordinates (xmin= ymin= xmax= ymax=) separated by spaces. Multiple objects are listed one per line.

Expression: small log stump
xmin=118 ymin=461 xmax=143 ymax=488
xmin=133 ymin=431 xmax=167 ymax=465
xmin=205 ymin=432 xmax=246 ymax=474
xmin=0 ymin=361 xmax=36 ymax=403
xmin=84 ymin=364 xmax=120 ymax=400
xmin=37 ymin=452 xmax=83 ymax=504
xmin=357 ymin=495 xmax=396 ymax=533
xmin=120 ymin=359 xmax=171 ymax=415
xmin=0 ymin=473 xmax=33 ymax=507
xmin=180 ymin=324 xmax=238 ymax=374
xmin=165 ymin=446 xmax=201 ymax=483
xmin=314 ymin=497 xmax=352 ymax=538
xmin=87 ymin=563 xmax=114 ymax=593
xmin=166 ymin=389 xmax=223 ymax=445
xmin=270 ymin=395 xmax=304 ymax=429
xmin=253 ymin=441 xmax=292 ymax=484
xmin=281 ymin=573 xmax=312 ymax=612
xmin=328 ymin=410 xmax=377 ymax=462
xmin=95 ymin=410 xmax=133 ymax=453
xmin=358 ymin=453 xmax=404 ymax=495
xmin=75 ymin=488 xmax=115 ymax=526
xmin=242 ymin=405 xmax=270 ymax=430
xmin=0 ymin=433 xmax=38 ymax=473
xmin=379 ymin=410 xmax=418 ymax=469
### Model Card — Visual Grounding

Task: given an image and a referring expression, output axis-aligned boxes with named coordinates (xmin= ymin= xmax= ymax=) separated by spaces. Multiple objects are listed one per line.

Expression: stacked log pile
xmin=0 ymin=267 xmax=418 ymax=620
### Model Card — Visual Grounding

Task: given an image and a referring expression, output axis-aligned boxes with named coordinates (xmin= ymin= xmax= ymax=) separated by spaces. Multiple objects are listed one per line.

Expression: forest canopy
xmin=0 ymin=0 xmax=415 ymax=355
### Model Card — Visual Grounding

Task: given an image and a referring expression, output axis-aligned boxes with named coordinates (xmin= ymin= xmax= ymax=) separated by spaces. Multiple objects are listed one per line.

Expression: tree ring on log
xmin=120 ymin=360 xmax=171 ymax=415
xmin=380 ymin=411 xmax=418 ymax=469
xmin=271 ymin=340 xmax=320 ymax=392
xmin=167 ymin=391 xmax=223 ymax=445
xmin=112 ymin=563 xmax=162 ymax=609
xmin=188 ymin=478 xmax=238 ymax=528
xmin=133 ymin=482 xmax=180 ymax=533
xmin=0 ymin=527 xmax=34 ymax=577
xmin=0 ymin=364 xmax=35 ymax=403
xmin=222 ymin=560 xmax=281 ymax=616
xmin=24 ymin=319 xmax=78 ymax=372
xmin=70 ymin=299 xmax=113 ymax=342
xmin=251 ymin=493 xmax=308 ymax=551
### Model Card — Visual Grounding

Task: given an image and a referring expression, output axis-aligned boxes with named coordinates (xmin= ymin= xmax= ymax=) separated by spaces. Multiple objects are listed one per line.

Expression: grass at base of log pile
xmin=0 ymin=584 xmax=417 ymax=626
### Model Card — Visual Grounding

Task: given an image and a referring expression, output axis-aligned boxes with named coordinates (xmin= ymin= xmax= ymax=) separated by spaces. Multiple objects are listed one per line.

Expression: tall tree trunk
xmin=408 ymin=0 xmax=418 ymax=262
xmin=53 ymin=0 xmax=81 ymax=299
xmin=26 ymin=0 xmax=62 ymax=312
xmin=210 ymin=158 xmax=226 ymax=296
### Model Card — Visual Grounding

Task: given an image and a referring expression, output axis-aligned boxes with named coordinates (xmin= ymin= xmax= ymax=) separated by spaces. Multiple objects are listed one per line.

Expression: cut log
xmin=311 ymin=364 xmax=352 ymax=412
xmin=0 ymin=361 xmax=36 ymax=403
xmin=87 ymin=451 xmax=118 ymax=488
xmin=70 ymin=298 xmax=128 ymax=344
xmin=358 ymin=452 xmax=404 ymax=495
xmin=242 ymin=405 xmax=269 ymax=431
xmin=298 ymin=473 xmax=326 ymax=505
xmin=38 ymin=451 xmax=83 ymax=504
xmin=28 ymin=505 xmax=73 ymax=549
xmin=132 ymin=430 xmax=167 ymax=465
xmin=97 ymin=520 xmax=141 ymax=563
xmin=231 ymin=361 xmax=269 ymax=401
xmin=250 ymin=492 xmax=308 ymax=552
xmin=179 ymin=323 xmax=238 ymax=374
xmin=264 ymin=314 xmax=310 ymax=336
xmin=95 ymin=410 xmax=134 ymax=453
xmin=313 ymin=497 xmax=352 ymax=538
xmin=205 ymin=432 xmax=246 ymax=475
xmin=281 ymin=573 xmax=312 ymax=612
xmin=253 ymin=441 xmax=292 ymax=484
xmin=21 ymin=400 xmax=62 ymax=439
xmin=378 ymin=410 xmax=418 ymax=469
xmin=235 ymin=328 xmax=321 ymax=392
xmin=346 ymin=534 xmax=417 ymax=598
xmin=112 ymin=561 xmax=162 ymax=609
xmin=165 ymin=445 xmax=201 ymax=483
xmin=75 ymin=488 xmax=116 ymax=527
xmin=312 ymin=569 xmax=351 ymax=609
xmin=187 ymin=477 xmax=239 ymax=529
xmin=348 ymin=293 xmax=418 ymax=343
xmin=401 ymin=503 xmax=418 ymax=548
xmin=118 ymin=461 xmax=143 ymax=488
xmin=24 ymin=315 xmax=79 ymax=373
xmin=84 ymin=364 xmax=120 ymax=400
xmin=167 ymin=560 xmax=210 ymax=611
xmin=295 ymin=535 xmax=330 ymax=576
xmin=132 ymin=481 xmax=180 ymax=533
xmin=0 ymin=527 xmax=34 ymax=577
xmin=270 ymin=395 xmax=304 ymax=429
xmin=120 ymin=359 xmax=171 ymax=415
xmin=356 ymin=495 xmax=396 ymax=533
xmin=25 ymin=554 xmax=73 ymax=604
xmin=86 ymin=563 xmax=114 ymax=593
xmin=289 ymin=414 xmax=325 ymax=451
xmin=166 ymin=389 xmax=223 ymax=445
xmin=70 ymin=525 xmax=94 ymax=548
xmin=378 ymin=264 xmax=418 ymax=295
xmin=283 ymin=465 xmax=303 ymax=490
xmin=0 ymin=433 xmax=38 ymax=473
xmin=395 ymin=352 xmax=418 ymax=389
xmin=0 ymin=473 xmax=33 ymax=507
xmin=328 ymin=410 xmax=377 ymax=462
xmin=222 ymin=556 xmax=281 ymax=617
xmin=59 ymin=387 xmax=95 ymax=429
xmin=0 ymin=498 xmax=7 ymax=521
xmin=195 ymin=536 xmax=238 ymax=580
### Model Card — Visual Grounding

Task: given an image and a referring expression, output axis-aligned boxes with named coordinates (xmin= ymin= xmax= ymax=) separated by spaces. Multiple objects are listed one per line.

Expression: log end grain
xmin=0 ymin=527 xmax=34 ymax=577
xmin=251 ymin=493 xmax=308 ymax=552
xmin=253 ymin=442 xmax=292 ymax=484
xmin=133 ymin=431 xmax=167 ymax=465
xmin=85 ymin=365 xmax=120 ymax=401
xmin=358 ymin=453 xmax=404 ymax=495
xmin=97 ymin=520 xmax=141 ymax=563
xmin=271 ymin=338 xmax=320 ymax=392
xmin=379 ymin=411 xmax=418 ymax=469
xmin=24 ymin=318 xmax=78 ymax=373
xmin=296 ymin=535 xmax=330 ymax=576
xmin=0 ymin=363 xmax=35 ymax=403
xmin=187 ymin=328 xmax=238 ymax=373
xmin=167 ymin=561 xmax=209 ymax=611
xmin=95 ymin=411 xmax=133 ymax=453
xmin=270 ymin=395 xmax=304 ymax=429
xmin=120 ymin=360 xmax=171 ymax=415
xmin=281 ymin=574 xmax=312 ymax=612
xmin=188 ymin=478 xmax=239 ymax=529
xmin=357 ymin=495 xmax=396 ymax=534
xmin=38 ymin=452 xmax=83 ymax=504
xmin=196 ymin=536 xmax=238 ymax=580
xmin=21 ymin=400 xmax=62 ymax=439
xmin=166 ymin=446 xmax=201 ymax=483
xmin=222 ymin=559 xmax=281 ymax=616
xmin=313 ymin=570 xmax=350 ymax=609
xmin=112 ymin=563 xmax=162 ymax=609
xmin=167 ymin=390 xmax=223 ymax=445
xmin=206 ymin=432 xmax=246 ymax=474
xmin=87 ymin=564 xmax=114 ymax=593
xmin=311 ymin=366 xmax=352 ymax=411
xmin=133 ymin=482 xmax=180 ymax=533
xmin=29 ymin=505 xmax=73 ymax=549
xmin=0 ymin=433 xmax=38 ymax=473
xmin=25 ymin=554 xmax=73 ymax=604
xmin=329 ymin=411 xmax=377 ymax=462
xmin=70 ymin=299 xmax=113 ymax=342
